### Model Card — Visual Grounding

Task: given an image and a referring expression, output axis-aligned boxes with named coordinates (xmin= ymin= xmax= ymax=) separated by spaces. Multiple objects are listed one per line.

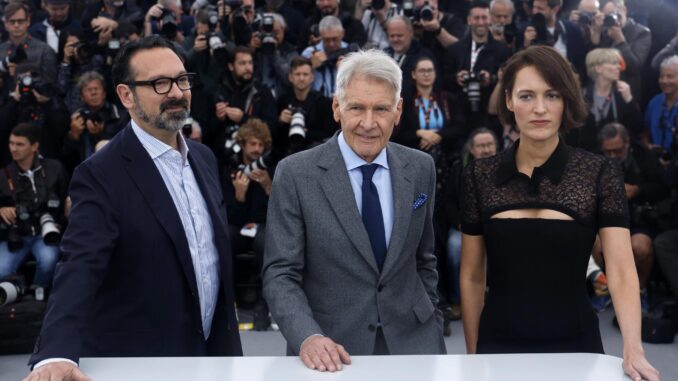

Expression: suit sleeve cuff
xmin=33 ymin=358 xmax=78 ymax=370
xmin=299 ymin=334 xmax=324 ymax=354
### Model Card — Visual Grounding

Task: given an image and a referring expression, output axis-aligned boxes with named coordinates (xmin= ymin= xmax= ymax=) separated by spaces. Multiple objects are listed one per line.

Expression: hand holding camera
xmin=279 ymin=108 xmax=292 ymax=124
xmin=0 ymin=206 xmax=16 ymax=226
xmin=215 ymin=101 xmax=229 ymax=121
xmin=69 ymin=112 xmax=86 ymax=140
xmin=194 ymin=34 xmax=208 ymax=52
xmin=232 ymin=170 xmax=250 ymax=202
xmin=145 ymin=3 xmax=164 ymax=22
xmin=310 ymin=50 xmax=328 ymax=70
xmin=91 ymin=16 xmax=118 ymax=34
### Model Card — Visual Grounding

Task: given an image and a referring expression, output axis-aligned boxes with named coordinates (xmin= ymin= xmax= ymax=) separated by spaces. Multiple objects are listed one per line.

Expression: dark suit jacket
xmin=29 ymin=125 xmax=242 ymax=365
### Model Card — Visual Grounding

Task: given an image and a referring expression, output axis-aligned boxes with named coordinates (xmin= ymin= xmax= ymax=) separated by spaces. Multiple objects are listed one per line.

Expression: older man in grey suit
xmin=263 ymin=49 xmax=445 ymax=373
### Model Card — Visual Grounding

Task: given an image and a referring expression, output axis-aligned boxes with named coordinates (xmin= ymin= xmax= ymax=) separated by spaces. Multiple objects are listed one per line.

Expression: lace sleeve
xmin=597 ymin=158 xmax=630 ymax=229
xmin=460 ymin=160 xmax=483 ymax=235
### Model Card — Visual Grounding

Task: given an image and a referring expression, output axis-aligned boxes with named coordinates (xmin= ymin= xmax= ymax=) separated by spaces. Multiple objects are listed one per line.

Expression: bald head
xmin=578 ymin=0 xmax=599 ymax=13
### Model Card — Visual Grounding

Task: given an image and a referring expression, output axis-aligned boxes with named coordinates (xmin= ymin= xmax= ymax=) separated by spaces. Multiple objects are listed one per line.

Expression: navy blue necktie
xmin=360 ymin=164 xmax=387 ymax=272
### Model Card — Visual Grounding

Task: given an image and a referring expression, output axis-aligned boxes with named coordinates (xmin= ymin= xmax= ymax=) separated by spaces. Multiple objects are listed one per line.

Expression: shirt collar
xmin=130 ymin=119 xmax=189 ymax=163
xmin=495 ymin=138 xmax=569 ymax=186
xmin=337 ymin=131 xmax=389 ymax=171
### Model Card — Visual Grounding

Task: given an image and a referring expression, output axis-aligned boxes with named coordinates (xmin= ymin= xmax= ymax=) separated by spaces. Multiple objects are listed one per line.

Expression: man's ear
xmin=116 ymin=84 xmax=135 ymax=110
xmin=332 ymin=96 xmax=341 ymax=123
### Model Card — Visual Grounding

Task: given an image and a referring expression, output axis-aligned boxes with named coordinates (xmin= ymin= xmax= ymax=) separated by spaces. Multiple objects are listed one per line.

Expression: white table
xmin=80 ymin=353 xmax=631 ymax=381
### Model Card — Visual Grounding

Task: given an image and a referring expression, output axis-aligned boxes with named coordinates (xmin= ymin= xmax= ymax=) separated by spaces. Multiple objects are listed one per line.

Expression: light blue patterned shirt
xmin=131 ymin=121 xmax=219 ymax=339
xmin=337 ymin=131 xmax=394 ymax=247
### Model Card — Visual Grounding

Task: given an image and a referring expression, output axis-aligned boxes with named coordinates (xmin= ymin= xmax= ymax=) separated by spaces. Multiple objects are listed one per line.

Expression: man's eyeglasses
xmin=126 ymin=73 xmax=197 ymax=95
xmin=6 ymin=18 xmax=28 ymax=25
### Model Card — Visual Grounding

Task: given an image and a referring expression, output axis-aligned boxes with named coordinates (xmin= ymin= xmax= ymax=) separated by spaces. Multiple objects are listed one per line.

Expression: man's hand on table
xmin=23 ymin=361 xmax=91 ymax=381
xmin=299 ymin=335 xmax=351 ymax=372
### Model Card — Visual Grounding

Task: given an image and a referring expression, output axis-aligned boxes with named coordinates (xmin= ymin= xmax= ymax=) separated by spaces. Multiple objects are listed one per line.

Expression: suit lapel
xmin=120 ymin=126 xmax=199 ymax=299
xmin=318 ymin=137 xmax=379 ymax=274
xmin=381 ymin=144 xmax=414 ymax=278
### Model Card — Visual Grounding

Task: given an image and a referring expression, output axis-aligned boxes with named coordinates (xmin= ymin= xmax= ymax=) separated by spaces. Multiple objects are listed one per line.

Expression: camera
xmin=156 ymin=8 xmax=178 ymax=39
xmin=252 ymin=14 xmax=276 ymax=52
xmin=529 ymin=13 xmax=552 ymax=46
xmin=0 ymin=276 xmax=26 ymax=307
xmin=603 ymin=12 xmax=620 ymax=28
xmin=413 ymin=1 xmax=434 ymax=22
xmin=40 ymin=213 xmax=60 ymax=246
xmin=73 ymin=42 xmax=94 ymax=64
xmin=402 ymin=0 xmax=414 ymax=18
xmin=17 ymin=72 xmax=55 ymax=102
xmin=238 ymin=155 xmax=274 ymax=177
xmin=462 ymin=71 xmax=486 ymax=113
xmin=206 ymin=4 xmax=220 ymax=31
xmin=310 ymin=23 xmax=320 ymax=39
xmin=288 ymin=107 xmax=306 ymax=139
xmin=0 ymin=44 xmax=27 ymax=72
xmin=4 ymin=204 xmax=30 ymax=252
xmin=318 ymin=43 xmax=360 ymax=70
xmin=578 ymin=11 xmax=594 ymax=27
xmin=371 ymin=0 xmax=386 ymax=11
xmin=205 ymin=32 xmax=226 ymax=52
xmin=79 ymin=108 xmax=103 ymax=125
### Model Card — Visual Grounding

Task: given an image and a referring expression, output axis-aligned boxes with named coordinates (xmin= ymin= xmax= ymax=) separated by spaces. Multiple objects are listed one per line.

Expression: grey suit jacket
xmin=263 ymin=134 xmax=445 ymax=355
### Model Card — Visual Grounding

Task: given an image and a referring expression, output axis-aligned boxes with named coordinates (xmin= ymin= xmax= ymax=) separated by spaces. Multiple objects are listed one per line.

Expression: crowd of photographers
xmin=1 ymin=0 xmax=678 ymax=335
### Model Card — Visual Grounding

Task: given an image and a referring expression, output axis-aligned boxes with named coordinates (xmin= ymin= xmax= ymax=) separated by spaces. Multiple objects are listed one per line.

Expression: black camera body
xmin=371 ymin=0 xmax=386 ymax=11
xmin=17 ymin=72 xmax=54 ymax=102
xmin=156 ymin=8 xmax=178 ymax=39
xmin=578 ymin=11 xmax=595 ymax=26
xmin=73 ymin=41 xmax=94 ymax=64
xmin=603 ymin=12 xmax=620 ymax=28
xmin=253 ymin=14 xmax=276 ymax=52
xmin=462 ymin=71 xmax=486 ymax=113
xmin=79 ymin=107 xmax=103 ymax=125
xmin=413 ymin=1 xmax=434 ymax=22
xmin=319 ymin=43 xmax=360 ymax=70
xmin=2 ymin=195 xmax=62 ymax=252
xmin=238 ymin=155 xmax=274 ymax=177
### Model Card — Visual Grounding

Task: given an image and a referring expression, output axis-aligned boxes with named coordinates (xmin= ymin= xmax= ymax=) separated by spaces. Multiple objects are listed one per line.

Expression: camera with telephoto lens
xmin=224 ymin=124 xmax=242 ymax=167
xmin=4 ymin=204 xmax=31 ymax=252
xmin=40 ymin=195 xmax=62 ymax=246
xmin=0 ymin=44 xmax=27 ymax=73
xmin=238 ymin=155 xmax=274 ymax=177
xmin=73 ymin=41 xmax=94 ymax=64
xmin=3 ymin=197 xmax=62 ymax=251
xmin=371 ymin=0 xmax=386 ymax=11
xmin=603 ymin=12 xmax=620 ymax=28
xmin=413 ymin=1 xmax=434 ymax=22
xmin=0 ymin=275 xmax=26 ymax=307
xmin=182 ymin=117 xmax=193 ymax=138
xmin=462 ymin=71 xmax=486 ymax=113
xmin=17 ymin=72 xmax=55 ymax=102
xmin=288 ymin=106 xmax=307 ymax=153
xmin=402 ymin=0 xmax=414 ymax=18
xmin=206 ymin=4 xmax=220 ymax=31
xmin=252 ymin=14 xmax=276 ymax=52
xmin=79 ymin=108 xmax=103 ymax=125
xmin=156 ymin=7 xmax=178 ymax=39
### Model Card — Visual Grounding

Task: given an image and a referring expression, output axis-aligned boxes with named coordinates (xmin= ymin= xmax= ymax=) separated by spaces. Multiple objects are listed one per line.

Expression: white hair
xmin=335 ymin=49 xmax=402 ymax=108
xmin=267 ymin=12 xmax=286 ymax=30
xmin=661 ymin=55 xmax=678 ymax=71
xmin=319 ymin=15 xmax=343 ymax=33
xmin=490 ymin=0 xmax=515 ymax=13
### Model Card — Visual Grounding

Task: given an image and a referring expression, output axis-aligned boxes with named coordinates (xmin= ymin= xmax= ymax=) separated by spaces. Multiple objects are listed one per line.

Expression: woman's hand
xmin=417 ymin=129 xmax=441 ymax=151
xmin=622 ymin=348 xmax=660 ymax=381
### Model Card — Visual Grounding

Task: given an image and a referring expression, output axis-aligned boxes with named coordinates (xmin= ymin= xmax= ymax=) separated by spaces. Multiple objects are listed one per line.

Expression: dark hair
xmin=229 ymin=45 xmax=253 ymax=64
xmin=11 ymin=123 xmax=40 ymax=144
xmin=290 ymin=56 xmax=312 ymax=73
xmin=57 ymin=28 xmax=84 ymax=63
xmin=469 ymin=0 xmax=490 ymax=11
xmin=497 ymin=45 xmax=587 ymax=132
xmin=467 ymin=127 xmax=498 ymax=148
xmin=111 ymin=35 xmax=183 ymax=87
xmin=3 ymin=3 xmax=30 ymax=20
xmin=235 ymin=118 xmax=272 ymax=150
xmin=535 ymin=0 xmax=563 ymax=8
xmin=598 ymin=122 xmax=629 ymax=145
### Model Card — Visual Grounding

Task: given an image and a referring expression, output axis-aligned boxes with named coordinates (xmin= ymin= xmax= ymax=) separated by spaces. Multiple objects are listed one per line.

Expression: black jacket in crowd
xmin=298 ymin=10 xmax=367 ymax=51
xmin=622 ymin=142 xmax=668 ymax=229
xmin=385 ymin=39 xmax=437 ymax=93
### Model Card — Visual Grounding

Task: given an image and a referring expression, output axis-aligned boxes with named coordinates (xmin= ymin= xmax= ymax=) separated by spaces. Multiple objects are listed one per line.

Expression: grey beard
xmin=133 ymin=99 xmax=189 ymax=133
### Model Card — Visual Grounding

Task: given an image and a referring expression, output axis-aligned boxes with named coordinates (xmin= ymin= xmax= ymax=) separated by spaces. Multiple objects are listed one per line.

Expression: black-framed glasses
xmin=126 ymin=73 xmax=197 ymax=95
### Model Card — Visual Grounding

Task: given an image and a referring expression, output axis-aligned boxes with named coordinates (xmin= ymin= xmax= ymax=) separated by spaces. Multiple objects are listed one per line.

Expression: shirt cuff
xmin=33 ymin=358 xmax=78 ymax=370
xmin=299 ymin=334 xmax=324 ymax=354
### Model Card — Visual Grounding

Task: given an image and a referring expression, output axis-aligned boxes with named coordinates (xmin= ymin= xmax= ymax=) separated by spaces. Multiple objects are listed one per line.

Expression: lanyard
xmin=470 ymin=40 xmax=484 ymax=72
xmin=416 ymin=94 xmax=440 ymax=129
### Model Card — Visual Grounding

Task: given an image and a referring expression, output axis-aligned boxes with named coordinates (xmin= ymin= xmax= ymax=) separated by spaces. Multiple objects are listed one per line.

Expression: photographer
xmin=274 ymin=56 xmax=337 ymax=159
xmin=411 ymin=0 xmax=466 ymax=68
xmin=211 ymin=46 xmax=276 ymax=161
xmin=0 ymin=64 xmax=68 ymax=163
xmin=144 ymin=0 xmax=194 ymax=44
xmin=62 ymin=71 xmax=124 ymax=173
xmin=56 ymin=30 xmax=105 ymax=113
xmin=645 ymin=55 xmax=678 ymax=157
xmin=574 ymin=0 xmax=651 ymax=102
xmin=489 ymin=0 xmax=517 ymax=49
xmin=29 ymin=0 xmax=82 ymax=55
xmin=0 ymin=123 xmax=68 ymax=291
xmin=443 ymin=1 xmax=511 ymax=131
xmin=0 ymin=3 xmax=58 ymax=85
xmin=222 ymin=118 xmax=273 ymax=329
xmin=385 ymin=16 xmax=437 ymax=94
xmin=354 ymin=0 xmax=402 ymax=50
xmin=594 ymin=122 xmax=667 ymax=311
xmin=299 ymin=0 xmax=366 ymax=50
xmin=251 ymin=13 xmax=298 ymax=99
xmin=301 ymin=15 xmax=352 ymax=98
xmin=521 ymin=0 xmax=587 ymax=76
xmin=80 ymin=0 xmax=143 ymax=49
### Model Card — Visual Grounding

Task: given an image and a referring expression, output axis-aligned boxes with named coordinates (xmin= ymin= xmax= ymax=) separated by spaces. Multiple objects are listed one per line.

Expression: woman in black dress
xmin=459 ymin=46 xmax=659 ymax=381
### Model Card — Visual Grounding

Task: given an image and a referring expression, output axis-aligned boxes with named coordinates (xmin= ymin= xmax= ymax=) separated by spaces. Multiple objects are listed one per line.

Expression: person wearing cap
xmin=29 ymin=0 xmax=82 ymax=55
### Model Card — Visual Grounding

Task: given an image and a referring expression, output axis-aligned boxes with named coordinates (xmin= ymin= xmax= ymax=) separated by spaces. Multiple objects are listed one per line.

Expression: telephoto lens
xmin=0 ymin=278 xmax=25 ymax=307
xmin=39 ymin=213 xmax=61 ymax=246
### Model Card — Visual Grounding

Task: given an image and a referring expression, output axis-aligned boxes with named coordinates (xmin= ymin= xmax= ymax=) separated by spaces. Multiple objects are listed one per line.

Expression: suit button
xmin=377 ymin=284 xmax=384 ymax=292
xmin=368 ymin=324 xmax=376 ymax=332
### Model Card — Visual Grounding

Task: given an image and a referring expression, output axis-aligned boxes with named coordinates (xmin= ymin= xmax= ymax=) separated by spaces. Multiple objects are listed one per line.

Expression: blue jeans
xmin=0 ymin=236 xmax=61 ymax=287
xmin=446 ymin=227 xmax=462 ymax=304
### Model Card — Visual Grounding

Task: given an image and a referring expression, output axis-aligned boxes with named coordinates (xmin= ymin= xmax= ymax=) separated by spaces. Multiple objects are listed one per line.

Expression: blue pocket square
xmin=412 ymin=193 xmax=428 ymax=210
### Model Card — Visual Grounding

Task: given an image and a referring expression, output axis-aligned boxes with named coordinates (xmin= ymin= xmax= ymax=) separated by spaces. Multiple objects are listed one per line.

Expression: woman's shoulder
xmin=565 ymin=146 xmax=617 ymax=177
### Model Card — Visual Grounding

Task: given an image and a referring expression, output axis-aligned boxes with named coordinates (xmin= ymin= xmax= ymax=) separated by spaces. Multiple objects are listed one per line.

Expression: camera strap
xmin=470 ymin=40 xmax=484 ymax=72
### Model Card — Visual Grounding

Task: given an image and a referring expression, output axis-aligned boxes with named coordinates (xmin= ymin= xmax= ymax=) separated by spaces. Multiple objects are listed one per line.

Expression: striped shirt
xmin=131 ymin=121 xmax=219 ymax=339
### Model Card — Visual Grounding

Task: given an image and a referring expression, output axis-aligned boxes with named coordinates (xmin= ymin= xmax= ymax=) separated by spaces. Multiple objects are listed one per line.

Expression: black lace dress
xmin=461 ymin=139 xmax=629 ymax=354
